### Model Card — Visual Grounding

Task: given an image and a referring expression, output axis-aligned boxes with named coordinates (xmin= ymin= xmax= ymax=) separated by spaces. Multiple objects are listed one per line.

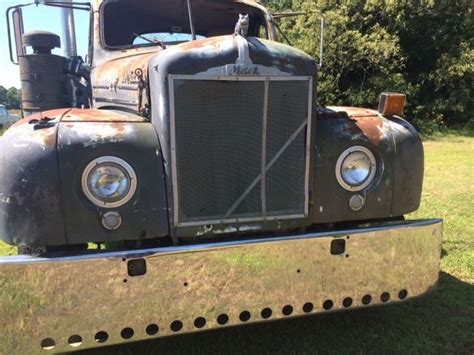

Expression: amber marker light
xmin=378 ymin=92 xmax=406 ymax=116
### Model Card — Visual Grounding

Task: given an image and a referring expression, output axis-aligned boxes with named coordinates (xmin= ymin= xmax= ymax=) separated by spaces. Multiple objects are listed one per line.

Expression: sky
xmin=0 ymin=0 xmax=90 ymax=88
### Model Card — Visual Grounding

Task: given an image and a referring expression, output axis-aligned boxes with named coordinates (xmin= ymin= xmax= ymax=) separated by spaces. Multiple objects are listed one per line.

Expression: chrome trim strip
xmin=0 ymin=219 xmax=442 ymax=354
xmin=261 ymin=80 xmax=269 ymax=216
xmin=177 ymin=213 xmax=305 ymax=228
xmin=169 ymin=75 xmax=312 ymax=81
xmin=305 ymin=77 xmax=313 ymax=216
xmin=168 ymin=77 xmax=180 ymax=225
xmin=0 ymin=219 xmax=442 ymax=264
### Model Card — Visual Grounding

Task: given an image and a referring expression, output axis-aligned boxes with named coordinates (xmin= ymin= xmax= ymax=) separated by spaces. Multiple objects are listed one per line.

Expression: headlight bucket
xmin=81 ymin=156 xmax=137 ymax=208
xmin=335 ymin=146 xmax=377 ymax=192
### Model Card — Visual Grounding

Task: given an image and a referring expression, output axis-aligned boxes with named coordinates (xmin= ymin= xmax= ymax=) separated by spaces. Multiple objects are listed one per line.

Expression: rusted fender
xmin=313 ymin=106 xmax=424 ymax=223
xmin=0 ymin=109 xmax=69 ymax=246
xmin=62 ymin=108 xmax=147 ymax=122
xmin=56 ymin=119 xmax=169 ymax=246
xmin=327 ymin=106 xmax=388 ymax=146
xmin=0 ymin=108 xmax=159 ymax=248
xmin=8 ymin=108 xmax=147 ymax=127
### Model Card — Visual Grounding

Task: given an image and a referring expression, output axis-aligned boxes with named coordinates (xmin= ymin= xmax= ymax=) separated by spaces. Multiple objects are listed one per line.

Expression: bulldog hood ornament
xmin=234 ymin=13 xmax=249 ymax=37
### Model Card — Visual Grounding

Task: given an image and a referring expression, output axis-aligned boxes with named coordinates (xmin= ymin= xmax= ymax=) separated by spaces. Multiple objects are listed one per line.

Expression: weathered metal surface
xmin=0 ymin=219 xmax=442 ymax=354
xmin=19 ymin=54 xmax=69 ymax=116
xmin=92 ymin=52 xmax=156 ymax=113
xmin=148 ymin=35 xmax=316 ymax=236
xmin=0 ymin=109 xmax=70 ymax=247
xmin=327 ymin=106 xmax=387 ymax=146
xmin=0 ymin=108 xmax=167 ymax=247
xmin=0 ymin=0 xmax=427 ymax=248
xmin=61 ymin=108 xmax=147 ymax=122
xmin=328 ymin=106 xmax=380 ymax=117
xmin=312 ymin=107 xmax=423 ymax=223
xmin=390 ymin=116 xmax=424 ymax=215
xmin=9 ymin=108 xmax=70 ymax=129
xmin=57 ymin=120 xmax=169 ymax=245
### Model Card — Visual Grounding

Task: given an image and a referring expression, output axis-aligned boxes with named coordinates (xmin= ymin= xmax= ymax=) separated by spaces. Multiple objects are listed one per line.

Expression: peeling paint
xmin=328 ymin=106 xmax=388 ymax=146
xmin=238 ymin=225 xmax=260 ymax=232
xmin=62 ymin=108 xmax=146 ymax=123
xmin=60 ymin=122 xmax=136 ymax=149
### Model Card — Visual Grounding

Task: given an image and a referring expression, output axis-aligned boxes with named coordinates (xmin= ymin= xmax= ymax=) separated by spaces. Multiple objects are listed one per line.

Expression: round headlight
xmin=335 ymin=146 xmax=376 ymax=191
xmin=81 ymin=156 xmax=137 ymax=208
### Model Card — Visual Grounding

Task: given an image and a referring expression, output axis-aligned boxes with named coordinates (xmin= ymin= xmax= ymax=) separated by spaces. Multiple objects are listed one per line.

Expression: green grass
xmin=1 ymin=134 xmax=473 ymax=354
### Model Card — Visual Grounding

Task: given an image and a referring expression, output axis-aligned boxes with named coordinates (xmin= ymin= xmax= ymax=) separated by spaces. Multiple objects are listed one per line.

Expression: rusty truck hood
xmin=10 ymin=108 xmax=146 ymax=129
xmin=91 ymin=35 xmax=316 ymax=112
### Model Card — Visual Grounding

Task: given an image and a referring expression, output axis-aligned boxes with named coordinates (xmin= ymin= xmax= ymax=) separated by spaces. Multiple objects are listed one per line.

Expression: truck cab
xmin=0 ymin=1 xmax=442 ymax=353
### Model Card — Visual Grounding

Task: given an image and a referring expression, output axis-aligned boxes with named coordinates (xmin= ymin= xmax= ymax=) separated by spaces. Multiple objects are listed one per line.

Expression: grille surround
xmin=169 ymin=74 xmax=313 ymax=227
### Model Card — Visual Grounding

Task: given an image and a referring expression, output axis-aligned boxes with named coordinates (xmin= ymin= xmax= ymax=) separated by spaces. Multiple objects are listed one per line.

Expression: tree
xmin=0 ymin=86 xmax=21 ymax=109
xmin=263 ymin=0 xmax=473 ymax=131
xmin=0 ymin=86 xmax=7 ymax=106
xmin=5 ymin=87 xmax=21 ymax=110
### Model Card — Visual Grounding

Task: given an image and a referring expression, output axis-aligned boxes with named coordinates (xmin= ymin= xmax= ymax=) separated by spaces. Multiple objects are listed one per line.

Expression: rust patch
xmin=328 ymin=106 xmax=380 ymax=117
xmin=93 ymin=52 xmax=156 ymax=84
xmin=10 ymin=108 xmax=71 ymax=129
xmin=329 ymin=106 xmax=386 ymax=145
xmin=5 ymin=108 xmax=70 ymax=149
xmin=351 ymin=116 xmax=386 ymax=146
xmin=62 ymin=108 xmax=146 ymax=123
xmin=7 ymin=119 xmax=61 ymax=149
xmin=178 ymin=36 xmax=228 ymax=51
xmin=41 ymin=127 xmax=57 ymax=148
xmin=60 ymin=121 xmax=138 ymax=148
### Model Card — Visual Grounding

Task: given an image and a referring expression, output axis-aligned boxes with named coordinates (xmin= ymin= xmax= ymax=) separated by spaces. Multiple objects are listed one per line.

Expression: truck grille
xmin=169 ymin=75 xmax=312 ymax=226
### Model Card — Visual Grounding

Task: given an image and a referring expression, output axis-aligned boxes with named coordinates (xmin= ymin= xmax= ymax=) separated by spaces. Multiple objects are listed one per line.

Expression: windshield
xmin=0 ymin=107 xmax=8 ymax=117
xmin=101 ymin=0 xmax=267 ymax=48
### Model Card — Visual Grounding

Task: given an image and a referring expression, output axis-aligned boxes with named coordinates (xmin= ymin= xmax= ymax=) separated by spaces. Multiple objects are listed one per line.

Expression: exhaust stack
xmin=43 ymin=0 xmax=77 ymax=57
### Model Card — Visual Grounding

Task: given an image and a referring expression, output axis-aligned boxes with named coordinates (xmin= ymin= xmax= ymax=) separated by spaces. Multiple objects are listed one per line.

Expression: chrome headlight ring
xmin=81 ymin=156 xmax=137 ymax=208
xmin=335 ymin=146 xmax=377 ymax=192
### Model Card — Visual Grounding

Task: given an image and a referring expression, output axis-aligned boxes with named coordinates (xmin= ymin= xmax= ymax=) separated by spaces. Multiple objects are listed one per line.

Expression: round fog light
xmin=102 ymin=211 xmax=122 ymax=230
xmin=349 ymin=194 xmax=365 ymax=211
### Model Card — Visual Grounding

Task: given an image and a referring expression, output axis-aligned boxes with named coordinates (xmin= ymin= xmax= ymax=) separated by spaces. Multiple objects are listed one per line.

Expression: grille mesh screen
xmin=172 ymin=78 xmax=310 ymax=225
xmin=266 ymin=81 xmax=309 ymax=215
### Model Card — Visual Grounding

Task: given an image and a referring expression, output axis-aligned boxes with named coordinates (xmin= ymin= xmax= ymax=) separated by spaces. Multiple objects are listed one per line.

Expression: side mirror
xmin=6 ymin=6 xmax=25 ymax=64
xmin=13 ymin=8 xmax=25 ymax=58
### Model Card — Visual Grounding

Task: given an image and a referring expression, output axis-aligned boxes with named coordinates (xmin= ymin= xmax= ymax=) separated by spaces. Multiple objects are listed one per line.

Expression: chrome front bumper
xmin=0 ymin=219 xmax=442 ymax=354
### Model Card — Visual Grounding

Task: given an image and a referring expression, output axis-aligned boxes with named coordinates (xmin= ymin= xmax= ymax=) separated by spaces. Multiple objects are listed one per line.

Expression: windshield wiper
xmin=133 ymin=33 xmax=166 ymax=49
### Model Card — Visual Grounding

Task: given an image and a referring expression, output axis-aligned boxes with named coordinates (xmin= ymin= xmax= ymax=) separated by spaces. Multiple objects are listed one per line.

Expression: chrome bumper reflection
xmin=0 ymin=219 xmax=442 ymax=354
